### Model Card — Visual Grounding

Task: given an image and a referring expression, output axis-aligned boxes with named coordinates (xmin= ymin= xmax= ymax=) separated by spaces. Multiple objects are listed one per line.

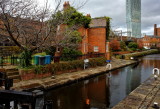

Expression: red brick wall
xmin=88 ymin=28 xmax=106 ymax=53
xmin=157 ymin=28 xmax=160 ymax=36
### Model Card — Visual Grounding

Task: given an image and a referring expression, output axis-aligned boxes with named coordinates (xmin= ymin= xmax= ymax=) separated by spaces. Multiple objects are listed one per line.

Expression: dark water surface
xmin=44 ymin=54 xmax=160 ymax=109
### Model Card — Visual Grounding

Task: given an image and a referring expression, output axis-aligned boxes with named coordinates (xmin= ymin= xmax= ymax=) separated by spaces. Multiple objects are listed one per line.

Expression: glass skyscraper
xmin=126 ymin=0 xmax=141 ymax=38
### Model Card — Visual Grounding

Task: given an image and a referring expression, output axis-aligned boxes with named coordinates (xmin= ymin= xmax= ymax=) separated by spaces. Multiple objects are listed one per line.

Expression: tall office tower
xmin=126 ymin=0 xmax=141 ymax=38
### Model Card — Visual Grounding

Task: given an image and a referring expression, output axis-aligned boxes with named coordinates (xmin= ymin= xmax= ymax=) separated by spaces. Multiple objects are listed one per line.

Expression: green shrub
xmin=120 ymin=41 xmax=127 ymax=51
xmin=20 ymin=49 xmax=32 ymax=67
xmin=41 ymin=57 xmax=107 ymax=74
xmin=61 ymin=48 xmax=82 ymax=61
xmin=18 ymin=57 xmax=107 ymax=75
xmin=123 ymin=49 xmax=160 ymax=59
xmin=45 ymin=46 xmax=56 ymax=60
xmin=128 ymin=42 xmax=138 ymax=51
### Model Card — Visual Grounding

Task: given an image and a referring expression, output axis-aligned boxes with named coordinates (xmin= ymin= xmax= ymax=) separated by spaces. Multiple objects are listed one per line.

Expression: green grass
xmin=33 ymin=52 xmax=46 ymax=56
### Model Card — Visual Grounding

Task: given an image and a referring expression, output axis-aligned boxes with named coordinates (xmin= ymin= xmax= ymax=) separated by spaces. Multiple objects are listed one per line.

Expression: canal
xmin=44 ymin=54 xmax=160 ymax=109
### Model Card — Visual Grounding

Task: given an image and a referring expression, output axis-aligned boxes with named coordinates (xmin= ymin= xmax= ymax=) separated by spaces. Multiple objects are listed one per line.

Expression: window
xmin=94 ymin=46 xmax=99 ymax=52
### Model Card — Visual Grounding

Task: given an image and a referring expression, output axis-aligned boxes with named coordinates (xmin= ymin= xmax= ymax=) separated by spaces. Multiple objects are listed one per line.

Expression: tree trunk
xmin=54 ymin=51 xmax=61 ymax=63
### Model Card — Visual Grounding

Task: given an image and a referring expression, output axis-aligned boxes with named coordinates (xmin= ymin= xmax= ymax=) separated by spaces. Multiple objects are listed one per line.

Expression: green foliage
xmin=61 ymin=48 xmax=82 ymax=61
xmin=120 ymin=41 xmax=127 ymax=51
xmin=51 ymin=7 xmax=91 ymax=28
xmin=21 ymin=57 xmax=107 ymax=74
xmin=64 ymin=7 xmax=91 ymax=28
xmin=33 ymin=52 xmax=46 ymax=56
xmin=34 ymin=65 xmax=44 ymax=74
xmin=20 ymin=49 xmax=32 ymax=67
xmin=62 ymin=30 xmax=82 ymax=45
xmin=89 ymin=57 xmax=106 ymax=67
xmin=45 ymin=46 xmax=56 ymax=60
xmin=123 ymin=49 xmax=160 ymax=59
xmin=128 ymin=42 xmax=138 ymax=51
xmin=49 ymin=57 xmax=106 ymax=74
xmin=105 ymin=17 xmax=111 ymax=41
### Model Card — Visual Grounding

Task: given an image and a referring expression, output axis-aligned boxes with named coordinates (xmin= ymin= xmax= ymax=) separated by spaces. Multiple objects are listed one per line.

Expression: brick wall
xmin=88 ymin=28 xmax=106 ymax=53
xmin=156 ymin=28 xmax=160 ymax=36
xmin=154 ymin=24 xmax=160 ymax=36
xmin=79 ymin=27 xmax=107 ymax=54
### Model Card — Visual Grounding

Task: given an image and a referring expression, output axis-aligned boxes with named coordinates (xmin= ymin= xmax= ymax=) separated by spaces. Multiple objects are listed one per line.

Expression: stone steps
xmin=6 ymin=68 xmax=21 ymax=83
xmin=7 ymin=71 xmax=19 ymax=76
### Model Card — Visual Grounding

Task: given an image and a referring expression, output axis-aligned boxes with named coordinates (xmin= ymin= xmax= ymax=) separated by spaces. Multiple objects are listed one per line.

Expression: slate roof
xmin=89 ymin=18 xmax=107 ymax=28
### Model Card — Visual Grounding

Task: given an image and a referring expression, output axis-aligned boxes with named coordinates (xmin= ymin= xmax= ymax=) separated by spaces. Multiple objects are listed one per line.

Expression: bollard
xmin=152 ymin=102 xmax=159 ymax=109
xmin=153 ymin=68 xmax=159 ymax=80
xmin=106 ymin=63 xmax=112 ymax=70
xmin=84 ymin=59 xmax=89 ymax=69
xmin=130 ymin=57 xmax=134 ymax=60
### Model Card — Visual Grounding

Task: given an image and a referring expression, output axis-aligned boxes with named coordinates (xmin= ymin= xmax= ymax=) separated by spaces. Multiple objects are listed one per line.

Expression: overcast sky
xmin=38 ymin=0 xmax=160 ymax=36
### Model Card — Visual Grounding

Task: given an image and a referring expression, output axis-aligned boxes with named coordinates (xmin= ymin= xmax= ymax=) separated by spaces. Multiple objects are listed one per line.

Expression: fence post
xmin=10 ymin=55 xmax=12 ymax=65
xmin=1 ymin=57 xmax=4 ymax=68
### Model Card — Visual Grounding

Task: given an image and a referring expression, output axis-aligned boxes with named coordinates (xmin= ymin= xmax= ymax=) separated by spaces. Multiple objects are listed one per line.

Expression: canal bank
xmin=11 ymin=58 xmax=137 ymax=91
xmin=112 ymin=74 xmax=160 ymax=109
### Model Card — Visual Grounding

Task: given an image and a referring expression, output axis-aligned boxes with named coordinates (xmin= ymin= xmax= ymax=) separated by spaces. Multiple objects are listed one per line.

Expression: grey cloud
xmin=141 ymin=0 xmax=160 ymax=34
xmin=79 ymin=0 xmax=126 ymax=29
xmin=46 ymin=0 xmax=160 ymax=35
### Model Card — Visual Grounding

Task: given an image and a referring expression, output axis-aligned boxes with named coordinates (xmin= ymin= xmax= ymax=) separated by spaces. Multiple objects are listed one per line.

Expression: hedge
xmin=33 ymin=57 xmax=106 ymax=74
xmin=123 ymin=49 xmax=160 ymax=59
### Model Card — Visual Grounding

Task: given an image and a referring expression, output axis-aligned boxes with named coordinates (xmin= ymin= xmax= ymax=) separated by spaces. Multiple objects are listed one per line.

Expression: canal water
xmin=44 ymin=54 xmax=160 ymax=109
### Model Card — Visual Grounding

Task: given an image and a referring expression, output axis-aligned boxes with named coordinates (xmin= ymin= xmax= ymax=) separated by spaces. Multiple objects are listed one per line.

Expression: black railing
xmin=0 ymin=55 xmax=24 ymax=68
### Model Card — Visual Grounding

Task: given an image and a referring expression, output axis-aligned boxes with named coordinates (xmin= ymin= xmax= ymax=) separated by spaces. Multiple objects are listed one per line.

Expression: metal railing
xmin=0 ymin=55 xmax=22 ymax=68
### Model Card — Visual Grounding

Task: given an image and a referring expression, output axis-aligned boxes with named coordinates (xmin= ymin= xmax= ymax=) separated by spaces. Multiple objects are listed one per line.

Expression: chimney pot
xmin=154 ymin=24 xmax=157 ymax=36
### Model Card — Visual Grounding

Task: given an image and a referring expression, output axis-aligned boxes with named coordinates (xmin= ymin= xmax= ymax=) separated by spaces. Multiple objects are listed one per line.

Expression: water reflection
xmin=44 ymin=54 xmax=160 ymax=109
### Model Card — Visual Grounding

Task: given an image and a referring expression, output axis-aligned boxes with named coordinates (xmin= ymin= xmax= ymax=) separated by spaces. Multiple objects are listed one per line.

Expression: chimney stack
xmin=154 ymin=24 xmax=157 ymax=36
xmin=63 ymin=1 xmax=70 ymax=10
xmin=86 ymin=14 xmax=91 ymax=18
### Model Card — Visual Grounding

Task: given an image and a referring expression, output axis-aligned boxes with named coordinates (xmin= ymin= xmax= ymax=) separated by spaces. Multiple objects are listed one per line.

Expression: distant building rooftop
xmin=145 ymin=35 xmax=160 ymax=38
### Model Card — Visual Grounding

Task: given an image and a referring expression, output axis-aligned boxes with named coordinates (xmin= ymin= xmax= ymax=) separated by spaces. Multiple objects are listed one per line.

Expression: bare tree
xmin=0 ymin=0 xmax=51 ymax=52
xmin=0 ymin=0 xmax=89 ymax=65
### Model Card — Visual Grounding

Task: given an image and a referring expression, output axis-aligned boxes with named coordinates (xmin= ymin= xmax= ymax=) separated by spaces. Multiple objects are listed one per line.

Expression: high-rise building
xmin=126 ymin=0 xmax=141 ymax=38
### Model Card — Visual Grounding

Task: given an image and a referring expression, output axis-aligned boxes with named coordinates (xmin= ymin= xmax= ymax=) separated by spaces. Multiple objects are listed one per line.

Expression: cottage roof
xmin=89 ymin=18 xmax=106 ymax=28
